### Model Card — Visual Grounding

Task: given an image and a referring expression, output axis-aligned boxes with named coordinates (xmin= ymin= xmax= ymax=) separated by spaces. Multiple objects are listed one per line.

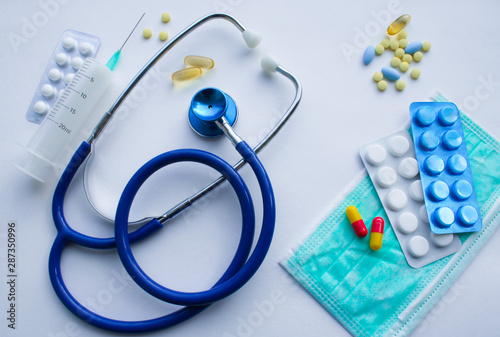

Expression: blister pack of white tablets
xmin=360 ymin=130 xmax=461 ymax=268
xmin=26 ymin=30 xmax=100 ymax=124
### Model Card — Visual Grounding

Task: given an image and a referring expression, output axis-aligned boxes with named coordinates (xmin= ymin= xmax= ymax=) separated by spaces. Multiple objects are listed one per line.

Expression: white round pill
xmin=62 ymin=37 xmax=76 ymax=50
xmin=398 ymin=157 xmax=419 ymax=179
xmin=397 ymin=212 xmax=418 ymax=234
xmin=33 ymin=101 xmax=48 ymax=115
xmin=430 ymin=232 xmax=454 ymax=248
xmin=55 ymin=53 xmax=68 ymax=66
xmin=71 ymin=57 xmax=84 ymax=70
xmin=386 ymin=189 xmax=407 ymax=211
xmin=41 ymin=84 xmax=55 ymax=98
xmin=376 ymin=166 xmax=397 ymax=188
xmin=48 ymin=68 xmax=62 ymax=82
xmin=388 ymin=135 xmax=409 ymax=157
xmin=420 ymin=205 xmax=429 ymax=223
xmin=408 ymin=236 xmax=429 ymax=257
xmin=365 ymin=144 xmax=386 ymax=166
xmin=409 ymin=180 xmax=424 ymax=201
xmin=64 ymin=73 xmax=75 ymax=84
xmin=79 ymin=42 xmax=94 ymax=56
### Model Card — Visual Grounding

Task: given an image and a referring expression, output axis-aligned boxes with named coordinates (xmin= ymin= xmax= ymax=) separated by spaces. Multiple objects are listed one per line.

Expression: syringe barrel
xmin=19 ymin=58 xmax=112 ymax=182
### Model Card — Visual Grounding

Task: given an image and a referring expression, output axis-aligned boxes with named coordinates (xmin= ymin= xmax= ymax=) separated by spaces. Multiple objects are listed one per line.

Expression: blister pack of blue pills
xmin=25 ymin=30 xmax=100 ymax=124
xmin=409 ymin=102 xmax=482 ymax=234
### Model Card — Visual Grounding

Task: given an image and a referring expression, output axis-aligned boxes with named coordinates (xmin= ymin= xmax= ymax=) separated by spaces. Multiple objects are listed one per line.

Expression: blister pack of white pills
xmin=359 ymin=130 xmax=461 ymax=268
xmin=26 ymin=30 xmax=100 ymax=124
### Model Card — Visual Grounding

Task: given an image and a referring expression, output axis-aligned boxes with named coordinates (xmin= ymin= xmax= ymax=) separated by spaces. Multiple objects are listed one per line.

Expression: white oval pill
xmin=376 ymin=166 xmax=397 ymax=188
xmin=55 ymin=53 xmax=68 ymax=66
xmin=397 ymin=212 xmax=418 ymax=234
xmin=386 ymin=189 xmax=407 ymax=211
xmin=48 ymin=68 xmax=62 ymax=82
xmin=79 ymin=42 xmax=94 ymax=56
xmin=398 ymin=157 xmax=419 ymax=179
xmin=409 ymin=180 xmax=424 ymax=201
xmin=64 ymin=73 xmax=75 ymax=84
xmin=430 ymin=232 xmax=454 ymax=247
xmin=33 ymin=101 xmax=48 ymax=115
xmin=365 ymin=144 xmax=386 ymax=166
xmin=62 ymin=37 xmax=76 ymax=50
xmin=420 ymin=205 xmax=429 ymax=223
xmin=41 ymin=84 xmax=55 ymax=98
xmin=388 ymin=135 xmax=409 ymax=157
xmin=408 ymin=236 xmax=429 ymax=257
xmin=71 ymin=57 xmax=83 ymax=70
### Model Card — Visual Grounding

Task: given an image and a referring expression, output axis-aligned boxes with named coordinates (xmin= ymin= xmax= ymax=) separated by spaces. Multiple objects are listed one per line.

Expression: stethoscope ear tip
xmin=242 ymin=29 xmax=262 ymax=48
xmin=261 ymin=55 xmax=279 ymax=73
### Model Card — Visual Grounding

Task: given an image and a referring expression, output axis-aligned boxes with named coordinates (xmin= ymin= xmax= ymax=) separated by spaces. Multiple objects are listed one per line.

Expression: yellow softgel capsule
xmin=395 ymin=48 xmax=405 ymax=58
xmin=397 ymin=30 xmax=408 ymax=39
xmin=390 ymin=57 xmax=401 ymax=68
xmin=161 ymin=12 xmax=171 ymax=23
xmin=184 ymin=55 xmax=214 ymax=69
xmin=373 ymin=71 xmax=383 ymax=82
xmin=402 ymin=54 xmax=412 ymax=63
xmin=377 ymin=80 xmax=388 ymax=91
xmin=143 ymin=28 xmax=152 ymax=39
xmin=159 ymin=31 xmax=169 ymax=41
xmin=389 ymin=40 xmax=399 ymax=51
xmin=398 ymin=39 xmax=408 ymax=48
xmin=411 ymin=68 xmax=421 ymax=79
xmin=380 ymin=39 xmax=390 ymax=48
xmin=399 ymin=61 xmax=410 ymax=72
xmin=396 ymin=79 xmax=406 ymax=91
xmin=413 ymin=51 xmax=423 ymax=62
xmin=387 ymin=14 xmax=411 ymax=35
xmin=422 ymin=41 xmax=432 ymax=52
xmin=171 ymin=67 xmax=202 ymax=82
xmin=375 ymin=44 xmax=385 ymax=55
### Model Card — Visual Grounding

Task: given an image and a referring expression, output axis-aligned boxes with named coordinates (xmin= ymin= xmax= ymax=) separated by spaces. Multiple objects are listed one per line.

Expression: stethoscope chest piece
xmin=189 ymin=88 xmax=237 ymax=137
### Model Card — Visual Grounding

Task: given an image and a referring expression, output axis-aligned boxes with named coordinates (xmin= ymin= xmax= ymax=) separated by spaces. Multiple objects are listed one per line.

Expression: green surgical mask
xmin=282 ymin=93 xmax=500 ymax=337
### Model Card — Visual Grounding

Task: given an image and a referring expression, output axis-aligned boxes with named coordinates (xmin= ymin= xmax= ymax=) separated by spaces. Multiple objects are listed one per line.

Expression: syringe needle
xmin=119 ymin=12 xmax=145 ymax=51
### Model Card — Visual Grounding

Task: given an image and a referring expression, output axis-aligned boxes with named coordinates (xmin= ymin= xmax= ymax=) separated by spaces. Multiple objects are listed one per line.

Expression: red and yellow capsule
xmin=370 ymin=217 xmax=385 ymax=251
xmin=346 ymin=206 xmax=368 ymax=237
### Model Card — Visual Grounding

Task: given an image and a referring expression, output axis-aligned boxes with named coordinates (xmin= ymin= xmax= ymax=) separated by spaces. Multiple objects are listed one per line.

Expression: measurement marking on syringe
xmin=67 ymin=87 xmax=81 ymax=95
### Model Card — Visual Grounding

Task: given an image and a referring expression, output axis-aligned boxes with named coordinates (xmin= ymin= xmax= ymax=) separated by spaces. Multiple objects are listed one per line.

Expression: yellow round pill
xmin=373 ymin=71 xmax=384 ymax=82
xmin=142 ymin=28 xmax=152 ymax=39
xmin=398 ymin=30 xmax=408 ymax=39
xmin=391 ymin=57 xmax=401 ymax=68
xmin=402 ymin=54 xmax=412 ymax=63
xmin=389 ymin=40 xmax=399 ymax=51
xmin=399 ymin=62 xmax=410 ymax=72
xmin=377 ymin=80 xmax=388 ymax=91
xmin=396 ymin=80 xmax=406 ymax=91
xmin=398 ymin=39 xmax=408 ymax=48
xmin=395 ymin=48 xmax=405 ymax=58
xmin=413 ymin=51 xmax=423 ymax=62
xmin=411 ymin=68 xmax=421 ymax=79
xmin=375 ymin=44 xmax=385 ymax=55
xmin=159 ymin=31 xmax=168 ymax=41
xmin=422 ymin=41 xmax=431 ymax=52
xmin=161 ymin=12 xmax=171 ymax=23
xmin=381 ymin=39 xmax=390 ymax=48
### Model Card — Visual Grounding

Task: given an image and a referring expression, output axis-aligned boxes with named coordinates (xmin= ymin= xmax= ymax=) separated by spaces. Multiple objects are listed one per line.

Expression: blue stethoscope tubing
xmin=49 ymin=139 xmax=275 ymax=332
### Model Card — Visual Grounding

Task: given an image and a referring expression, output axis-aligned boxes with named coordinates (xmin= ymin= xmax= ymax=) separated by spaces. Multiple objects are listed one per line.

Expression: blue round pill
xmin=381 ymin=67 xmax=401 ymax=81
xmin=442 ymin=130 xmax=463 ymax=150
xmin=457 ymin=205 xmax=478 ymax=227
xmin=363 ymin=46 xmax=376 ymax=65
xmin=405 ymin=41 xmax=423 ymax=54
xmin=415 ymin=107 xmax=436 ymax=126
xmin=433 ymin=207 xmax=455 ymax=228
xmin=419 ymin=131 xmax=440 ymax=151
xmin=424 ymin=155 xmax=444 ymax=175
xmin=447 ymin=154 xmax=467 ymax=175
xmin=438 ymin=106 xmax=458 ymax=126
xmin=451 ymin=180 xmax=473 ymax=200
xmin=427 ymin=181 xmax=450 ymax=201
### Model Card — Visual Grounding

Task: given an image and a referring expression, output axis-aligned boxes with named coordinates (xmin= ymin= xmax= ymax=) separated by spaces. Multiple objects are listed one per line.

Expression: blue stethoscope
xmin=49 ymin=13 xmax=301 ymax=333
